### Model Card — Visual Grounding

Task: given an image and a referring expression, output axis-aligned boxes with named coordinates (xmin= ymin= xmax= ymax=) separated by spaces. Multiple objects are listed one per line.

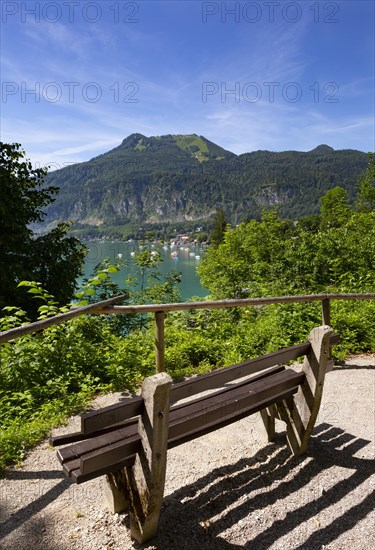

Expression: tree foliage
xmin=199 ymin=182 xmax=375 ymax=298
xmin=0 ymin=142 xmax=86 ymax=315
xmin=209 ymin=208 xmax=228 ymax=247
xmin=355 ymin=153 xmax=375 ymax=212
xmin=320 ymin=186 xmax=351 ymax=227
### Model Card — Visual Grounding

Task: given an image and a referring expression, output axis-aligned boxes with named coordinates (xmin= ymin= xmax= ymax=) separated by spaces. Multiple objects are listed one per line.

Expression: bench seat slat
xmin=80 ymin=434 xmax=140 ymax=474
xmin=50 ymin=419 xmax=136 ymax=447
xmin=59 ymin=366 xmax=285 ymax=461
xmin=168 ymin=370 xmax=304 ymax=441
xmin=79 ymin=369 xmax=304 ymax=476
xmin=60 ymin=367 xmax=287 ymax=477
xmin=168 ymin=386 xmax=299 ymax=449
xmin=57 ymin=365 xmax=287 ymax=451
xmin=57 ymin=423 xmax=138 ymax=464
xmin=69 ymin=453 xmax=137 ymax=484
xmin=64 ymin=384 xmax=300 ymax=484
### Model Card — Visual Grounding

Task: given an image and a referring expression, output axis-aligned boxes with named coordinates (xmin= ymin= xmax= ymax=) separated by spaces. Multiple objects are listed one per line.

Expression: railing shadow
xmin=0 ymin=471 xmax=69 ymax=541
xmin=332 ymin=363 xmax=375 ymax=371
xmin=143 ymin=423 xmax=373 ymax=550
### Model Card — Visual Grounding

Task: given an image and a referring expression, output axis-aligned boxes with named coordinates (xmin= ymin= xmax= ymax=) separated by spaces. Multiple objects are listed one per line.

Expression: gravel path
xmin=0 ymin=355 xmax=374 ymax=550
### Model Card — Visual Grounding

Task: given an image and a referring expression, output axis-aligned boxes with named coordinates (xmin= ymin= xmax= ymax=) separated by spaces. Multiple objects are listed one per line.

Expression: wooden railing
xmin=1 ymin=293 xmax=375 ymax=372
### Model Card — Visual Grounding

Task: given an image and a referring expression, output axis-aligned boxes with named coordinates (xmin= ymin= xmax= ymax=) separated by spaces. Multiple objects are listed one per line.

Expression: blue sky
xmin=1 ymin=0 xmax=374 ymax=168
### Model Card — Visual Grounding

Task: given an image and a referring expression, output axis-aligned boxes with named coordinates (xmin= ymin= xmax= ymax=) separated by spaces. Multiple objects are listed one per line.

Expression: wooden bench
xmin=51 ymin=325 xmax=336 ymax=543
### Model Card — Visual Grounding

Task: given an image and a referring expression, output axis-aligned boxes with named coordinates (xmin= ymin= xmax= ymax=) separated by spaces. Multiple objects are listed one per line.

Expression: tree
xmin=320 ymin=186 xmax=351 ymax=228
xmin=199 ymin=210 xmax=293 ymax=298
xmin=199 ymin=205 xmax=375 ymax=299
xmin=0 ymin=142 xmax=86 ymax=316
xmin=209 ymin=208 xmax=228 ymax=247
xmin=356 ymin=153 xmax=375 ymax=212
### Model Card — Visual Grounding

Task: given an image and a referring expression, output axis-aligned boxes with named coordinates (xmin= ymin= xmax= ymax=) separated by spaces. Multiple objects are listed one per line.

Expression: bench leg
xmin=124 ymin=372 xmax=172 ymax=543
xmin=257 ymin=405 xmax=276 ymax=443
xmin=277 ymin=325 xmax=332 ymax=456
xmin=103 ymin=471 xmax=129 ymax=513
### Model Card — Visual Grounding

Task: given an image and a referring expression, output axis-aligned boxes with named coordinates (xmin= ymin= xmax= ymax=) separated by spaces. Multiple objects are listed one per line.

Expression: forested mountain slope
xmin=43 ymin=134 xmax=369 ymax=233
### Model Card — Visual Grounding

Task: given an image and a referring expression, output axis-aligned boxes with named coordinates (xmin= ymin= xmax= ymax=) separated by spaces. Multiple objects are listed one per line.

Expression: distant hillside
xmin=43 ymin=134 xmax=370 ymax=237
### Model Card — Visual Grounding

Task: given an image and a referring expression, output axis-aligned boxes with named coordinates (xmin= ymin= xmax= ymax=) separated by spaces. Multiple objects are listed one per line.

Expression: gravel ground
xmin=0 ymin=354 xmax=374 ymax=550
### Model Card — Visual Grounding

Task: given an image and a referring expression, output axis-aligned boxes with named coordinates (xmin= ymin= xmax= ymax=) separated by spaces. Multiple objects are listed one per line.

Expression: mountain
xmin=43 ymin=134 xmax=370 ymax=237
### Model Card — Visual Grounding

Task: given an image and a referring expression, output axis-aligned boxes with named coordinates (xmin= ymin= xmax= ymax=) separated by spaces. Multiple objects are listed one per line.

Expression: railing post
xmin=155 ymin=311 xmax=165 ymax=373
xmin=321 ymin=298 xmax=334 ymax=371
xmin=322 ymin=298 xmax=331 ymax=325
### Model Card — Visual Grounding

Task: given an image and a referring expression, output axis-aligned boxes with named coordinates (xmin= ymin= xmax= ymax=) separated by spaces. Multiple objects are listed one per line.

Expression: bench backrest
xmin=81 ymin=340 xmax=313 ymax=435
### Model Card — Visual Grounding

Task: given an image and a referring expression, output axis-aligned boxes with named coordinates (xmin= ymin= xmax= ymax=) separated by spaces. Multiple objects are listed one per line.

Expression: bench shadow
xmin=140 ymin=423 xmax=373 ymax=550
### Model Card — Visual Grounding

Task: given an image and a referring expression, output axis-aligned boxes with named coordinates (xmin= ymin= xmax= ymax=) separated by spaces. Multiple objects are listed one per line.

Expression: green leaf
xmin=27 ymin=288 xmax=42 ymax=294
xmin=17 ymin=281 xmax=35 ymax=288
xmin=89 ymin=279 xmax=101 ymax=286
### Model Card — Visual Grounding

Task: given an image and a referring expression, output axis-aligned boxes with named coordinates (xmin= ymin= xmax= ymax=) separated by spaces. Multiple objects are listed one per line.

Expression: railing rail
xmin=1 ymin=292 xmax=375 ymax=372
xmin=0 ymin=295 xmax=127 ymax=344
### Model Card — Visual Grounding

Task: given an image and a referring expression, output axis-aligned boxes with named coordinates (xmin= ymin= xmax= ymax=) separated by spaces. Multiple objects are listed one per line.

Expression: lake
xmin=81 ymin=241 xmax=209 ymax=301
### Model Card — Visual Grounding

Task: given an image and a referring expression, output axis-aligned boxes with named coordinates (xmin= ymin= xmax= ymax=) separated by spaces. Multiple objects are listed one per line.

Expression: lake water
xmin=81 ymin=241 xmax=209 ymax=300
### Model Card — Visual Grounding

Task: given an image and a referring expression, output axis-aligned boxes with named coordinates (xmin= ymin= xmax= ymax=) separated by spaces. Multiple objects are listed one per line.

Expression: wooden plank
xmin=167 ymin=386 xmax=301 ymax=449
xmin=81 ymin=396 xmax=143 ymax=434
xmin=168 ymin=370 xmax=305 ymax=441
xmin=169 ymin=344 xmax=309 ymax=404
xmin=81 ymin=434 xmax=141 ymax=475
xmin=170 ymin=365 xmax=285 ymax=411
xmin=75 ymin=336 xmax=339 ymax=435
xmin=101 ymin=293 xmax=375 ymax=315
xmin=57 ymin=366 xmax=285 ymax=464
xmin=81 ymin=364 xmax=286 ymax=434
xmin=79 ymin=370 xmax=304 ymax=477
xmin=70 ymin=454 xmax=137 ymax=484
xmin=57 ymin=423 xmax=138 ymax=464
xmin=50 ymin=431 xmax=88 ymax=447
xmin=50 ymin=419 xmax=137 ymax=447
